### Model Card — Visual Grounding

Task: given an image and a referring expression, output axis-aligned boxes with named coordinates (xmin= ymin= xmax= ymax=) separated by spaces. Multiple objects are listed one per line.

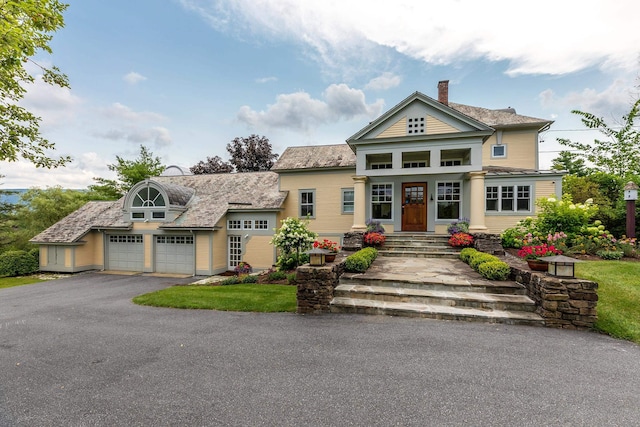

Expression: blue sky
xmin=3 ymin=0 xmax=639 ymax=188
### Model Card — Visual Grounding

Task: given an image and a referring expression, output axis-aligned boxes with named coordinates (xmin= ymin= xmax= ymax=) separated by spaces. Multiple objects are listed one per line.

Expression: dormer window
xmin=127 ymin=183 xmax=168 ymax=221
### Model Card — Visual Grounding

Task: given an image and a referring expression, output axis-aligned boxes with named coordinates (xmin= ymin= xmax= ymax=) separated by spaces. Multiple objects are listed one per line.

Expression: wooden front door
xmin=402 ymin=183 xmax=427 ymax=231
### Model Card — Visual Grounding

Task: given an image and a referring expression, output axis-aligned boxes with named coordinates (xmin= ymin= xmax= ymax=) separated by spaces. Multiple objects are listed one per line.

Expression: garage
xmin=155 ymin=235 xmax=194 ymax=274
xmin=107 ymin=234 xmax=144 ymax=271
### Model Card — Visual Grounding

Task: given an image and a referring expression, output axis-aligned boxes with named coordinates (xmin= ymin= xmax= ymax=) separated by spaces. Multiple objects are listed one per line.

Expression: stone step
xmin=334 ymin=284 xmax=536 ymax=312
xmin=329 ymin=297 xmax=545 ymax=326
xmin=378 ymin=250 xmax=460 ymax=259
xmin=381 ymin=244 xmax=459 ymax=252
xmin=339 ymin=275 xmax=527 ymax=295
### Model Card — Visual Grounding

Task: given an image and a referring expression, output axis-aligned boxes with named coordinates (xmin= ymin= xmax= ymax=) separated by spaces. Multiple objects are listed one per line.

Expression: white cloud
xmin=236 ymin=84 xmax=383 ymax=132
xmin=123 ymin=72 xmax=147 ymax=85
xmin=0 ymin=153 xmax=113 ymax=189
xmin=256 ymin=76 xmax=277 ymax=84
xmin=539 ymin=78 xmax=635 ymax=117
xmin=19 ymin=75 xmax=83 ymax=128
xmin=365 ymin=72 xmax=402 ymax=91
xmin=181 ymin=0 xmax=640 ymax=77
xmin=95 ymin=126 xmax=172 ymax=147
xmin=101 ymin=102 xmax=166 ymax=122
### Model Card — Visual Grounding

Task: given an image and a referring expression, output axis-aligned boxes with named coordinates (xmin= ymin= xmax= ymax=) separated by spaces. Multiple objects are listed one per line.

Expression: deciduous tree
xmin=190 ymin=155 xmax=233 ymax=174
xmin=90 ymin=145 xmax=165 ymax=198
xmin=557 ymin=98 xmax=640 ymax=177
xmin=0 ymin=0 xmax=71 ymax=168
xmin=227 ymin=134 xmax=278 ymax=172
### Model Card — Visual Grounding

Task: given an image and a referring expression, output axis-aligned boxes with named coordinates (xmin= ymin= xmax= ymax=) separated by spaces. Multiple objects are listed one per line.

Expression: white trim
xmin=485 ymin=184 xmax=532 ymax=213
xmin=491 ymin=144 xmax=507 ymax=159
xmin=299 ymin=189 xmax=316 ymax=218
xmin=341 ymin=188 xmax=354 ymax=214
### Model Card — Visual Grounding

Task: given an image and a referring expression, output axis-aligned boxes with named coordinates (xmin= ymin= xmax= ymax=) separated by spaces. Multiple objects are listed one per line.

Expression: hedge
xmin=0 ymin=250 xmax=39 ymax=277
xmin=345 ymin=247 xmax=378 ymax=272
xmin=459 ymin=249 xmax=511 ymax=281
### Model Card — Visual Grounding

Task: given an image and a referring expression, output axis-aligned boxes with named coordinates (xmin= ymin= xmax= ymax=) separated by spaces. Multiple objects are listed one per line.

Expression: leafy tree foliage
xmin=550 ymin=151 xmax=590 ymax=176
xmin=557 ymin=98 xmax=640 ymax=177
xmin=190 ymin=155 xmax=233 ymax=174
xmin=227 ymin=134 xmax=278 ymax=172
xmin=90 ymin=145 xmax=165 ymax=198
xmin=0 ymin=186 xmax=96 ymax=252
xmin=0 ymin=0 xmax=71 ymax=168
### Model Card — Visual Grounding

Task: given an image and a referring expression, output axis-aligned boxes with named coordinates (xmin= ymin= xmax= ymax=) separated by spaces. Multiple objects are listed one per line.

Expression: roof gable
xmin=347 ymin=91 xmax=494 ymax=143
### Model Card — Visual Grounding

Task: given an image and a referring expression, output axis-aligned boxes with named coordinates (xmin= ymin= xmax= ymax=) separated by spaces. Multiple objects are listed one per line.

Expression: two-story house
xmin=31 ymin=82 xmax=563 ymax=274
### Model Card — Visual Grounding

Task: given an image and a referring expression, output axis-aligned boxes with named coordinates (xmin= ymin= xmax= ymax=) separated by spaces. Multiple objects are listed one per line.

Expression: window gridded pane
xmin=228 ymin=220 xmax=241 ymax=229
xmin=255 ymin=220 xmax=268 ymax=229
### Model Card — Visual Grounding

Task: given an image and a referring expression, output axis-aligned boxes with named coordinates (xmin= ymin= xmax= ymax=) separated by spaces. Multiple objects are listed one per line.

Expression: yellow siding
xmin=535 ymin=180 xmax=558 ymax=213
xmin=244 ymin=236 xmax=275 ymax=270
xmin=75 ymin=232 xmax=102 ymax=268
xmin=195 ymin=233 xmax=211 ymax=271
xmin=40 ymin=247 xmax=48 ymax=267
xmin=426 ymin=115 xmax=458 ymax=135
xmin=143 ymin=235 xmax=152 ymax=269
xmin=485 ymin=216 xmax=529 ymax=234
xmin=377 ymin=117 xmax=407 ymax=138
xmin=64 ymin=248 xmax=72 ymax=268
xmin=434 ymin=224 xmax=448 ymax=234
xmin=278 ymin=170 xmax=355 ymax=234
xmin=132 ymin=222 xmax=158 ymax=231
xmin=482 ymin=131 xmax=538 ymax=169
xmin=213 ymin=224 xmax=227 ymax=271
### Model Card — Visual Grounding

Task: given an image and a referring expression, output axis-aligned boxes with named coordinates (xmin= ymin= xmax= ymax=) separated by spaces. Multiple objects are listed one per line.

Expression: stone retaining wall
xmin=296 ymin=260 xmax=345 ymax=314
xmin=510 ymin=263 xmax=598 ymax=330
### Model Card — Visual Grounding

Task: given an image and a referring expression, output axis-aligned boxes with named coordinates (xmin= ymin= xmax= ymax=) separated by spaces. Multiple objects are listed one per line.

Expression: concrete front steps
xmin=379 ymin=233 xmax=460 ymax=259
xmin=330 ymin=264 xmax=544 ymax=326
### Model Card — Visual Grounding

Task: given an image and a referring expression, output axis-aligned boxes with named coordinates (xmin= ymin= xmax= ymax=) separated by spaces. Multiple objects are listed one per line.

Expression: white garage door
xmin=107 ymin=235 xmax=144 ymax=271
xmin=155 ymin=235 xmax=194 ymax=274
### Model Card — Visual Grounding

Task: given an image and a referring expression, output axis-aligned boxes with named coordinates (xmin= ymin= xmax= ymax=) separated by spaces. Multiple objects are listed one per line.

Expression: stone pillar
xmin=296 ymin=261 xmax=345 ymax=314
xmin=352 ymin=175 xmax=368 ymax=231
xmin=467 ymin=171 xmax=488 ymax=233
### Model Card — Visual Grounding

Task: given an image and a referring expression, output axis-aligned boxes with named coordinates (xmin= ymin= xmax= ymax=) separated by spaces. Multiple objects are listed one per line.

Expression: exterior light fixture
xmin=306 ymin=248 xmax=328 ymax=266
xmin=543 ymin=255 xmax=583 ymax=278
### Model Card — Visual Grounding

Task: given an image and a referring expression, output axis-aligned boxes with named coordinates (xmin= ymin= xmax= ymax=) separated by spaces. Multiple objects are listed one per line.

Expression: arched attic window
xmin=127 ymin=181 xmax=168 ymax=221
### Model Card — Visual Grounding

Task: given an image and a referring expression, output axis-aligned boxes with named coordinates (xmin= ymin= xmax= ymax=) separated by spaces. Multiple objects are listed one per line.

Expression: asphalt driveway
xmin=1 ymin=272 xmax=639 ymax=426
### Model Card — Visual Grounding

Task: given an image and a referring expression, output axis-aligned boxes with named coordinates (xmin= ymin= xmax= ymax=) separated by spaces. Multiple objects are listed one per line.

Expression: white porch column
xmin=352 ymin=175 xmax=368 ymax=231
xmin=468 ymin=171 xmax=488 ymax=233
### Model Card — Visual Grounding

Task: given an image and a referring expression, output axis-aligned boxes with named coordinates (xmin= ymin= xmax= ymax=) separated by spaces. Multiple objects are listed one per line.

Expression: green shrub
xmin=286 ymin=273 xmax=297 ymax=284
xmin=535 ymin=195 xmax=598 ymax=238
xmin=276 ymin=252 xmax=309 ymax=271
xmin=345 ymin=247 xmax=378 ymax=272
xmin=29 ymin=248 xmax=39 ymax=263
xmin=469 ymin=253 xmax=500 ymax=271
xmin=241 ymin=274 xmax=258 ymax=283
xmin=459 ymin=248 xmax=478 ymax=263
xmin=268 ymin=271 xmax=287 ymax=281
xmin=596 ymin=249 xmax=624 ymax=260
xmin=478 ymin=261 xmax=511 ymax=281
xmin=0 ymin=250 xmax=39 ymax=277
xmin=219 ymin=276 xmax=241 ymax=286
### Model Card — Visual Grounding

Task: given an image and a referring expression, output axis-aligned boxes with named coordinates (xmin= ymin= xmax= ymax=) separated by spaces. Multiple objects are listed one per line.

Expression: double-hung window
xmin=485 ymin=185 xmax=531 ymax=212
xmin=436 ymin=181 xmax=461 ymax=220
xmin=300 ymin=190 xmax=315 ymax=218
xmin=371 ymin=184 xmax=393 ymax=220
xmin=341 ymin=188 xmax=354 ymax=214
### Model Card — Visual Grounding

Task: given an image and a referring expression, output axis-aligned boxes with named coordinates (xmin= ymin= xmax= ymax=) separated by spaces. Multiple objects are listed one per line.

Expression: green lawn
xmin=133 ymin=284 xmax=297 ymax=312
xmin=576 ymin=261 xmax=640 ymax=344
xmin=0 ymin=276 xmax=47 ymax=289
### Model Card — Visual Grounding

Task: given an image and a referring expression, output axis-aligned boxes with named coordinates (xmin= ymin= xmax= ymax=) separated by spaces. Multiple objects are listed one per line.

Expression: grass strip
xmin=133 ymin=284 xmax=296 ymax=312
xmin=0 ymin=276 xmax=46 ymax=290
xmin=576 ymin=261 xmax=640 ymax=344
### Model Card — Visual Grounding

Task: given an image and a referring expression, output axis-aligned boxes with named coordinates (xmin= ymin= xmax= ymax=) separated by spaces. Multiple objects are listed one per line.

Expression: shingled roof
xmin=31 ymin=171 xmax=287 ymax=243
xmin=30 ymin=200 xmax=130 ymax=244
xmin=449 ymin=102 xmax=552 ymax=130
xmin=272 ymin=144 xmax=356 ymax=171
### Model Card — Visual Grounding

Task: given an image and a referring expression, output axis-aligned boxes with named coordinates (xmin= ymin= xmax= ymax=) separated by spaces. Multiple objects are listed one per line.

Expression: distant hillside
xmin=0 ymin=189 xmax=27 ymax=205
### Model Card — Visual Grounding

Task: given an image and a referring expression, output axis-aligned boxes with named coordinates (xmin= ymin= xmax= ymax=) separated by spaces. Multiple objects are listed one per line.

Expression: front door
xmin=402 ymin=183 xmax=427 ymax=231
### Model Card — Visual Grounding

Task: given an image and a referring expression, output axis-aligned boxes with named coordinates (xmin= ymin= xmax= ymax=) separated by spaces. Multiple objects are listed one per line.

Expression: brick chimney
xmin=437 ymin=80 xmax=449 ymax=106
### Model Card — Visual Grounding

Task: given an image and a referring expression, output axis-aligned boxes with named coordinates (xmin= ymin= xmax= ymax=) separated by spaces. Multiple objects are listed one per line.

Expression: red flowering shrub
xmin=448 ymin=232 xmax=474 ymax=247
xmin=313 ymin=239 xmax=339 ymax=252
xmin=517 ymin=244 xmax=562 ymax=260
xmin=363 ymin=232 xmax=386 ymax=247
